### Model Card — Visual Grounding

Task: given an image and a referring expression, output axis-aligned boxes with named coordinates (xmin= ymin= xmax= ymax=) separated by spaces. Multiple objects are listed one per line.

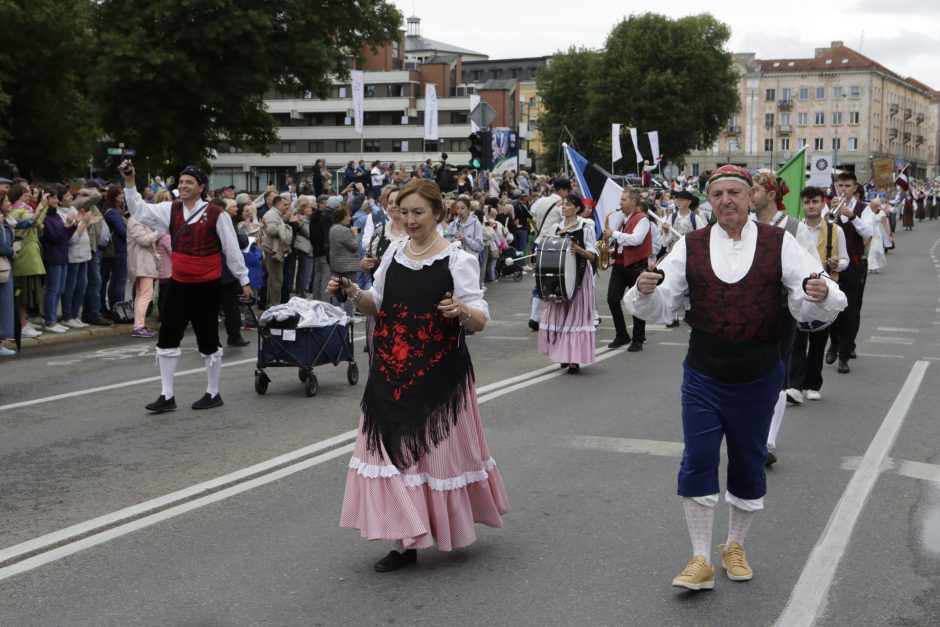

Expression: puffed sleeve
xmin=450 ymin=248 xmax=490 ymax=319
xmin=582 ymin=219 xmax=597 ymax=254
xmin=367 ymin=239 xmax=403 ymax=312
xmin=623 ymin=237 xmax=689 ymax=324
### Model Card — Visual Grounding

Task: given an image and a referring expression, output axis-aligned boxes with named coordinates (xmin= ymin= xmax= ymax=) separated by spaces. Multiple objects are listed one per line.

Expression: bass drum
xmin=536 ymin=236 xmax=582 ymax=303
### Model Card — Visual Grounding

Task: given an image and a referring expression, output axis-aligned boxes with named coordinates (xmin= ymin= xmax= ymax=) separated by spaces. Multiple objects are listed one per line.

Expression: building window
xmin=816 ymin=86 xmax=826 ymax=99
xmin=280 ymin=142 xmax=295 ymax=153
xmin=799 ymin=87 xmax=809 ymax=100
xmin=450 ymin=139 xmax=469 ymax=152
xmin=798 ymin=138 xmax=807 ymax=149
xmin=306 ymin=141 xmax=323 ymax=153
xmin=832 ymin=138 xmax=841 ymax=150
xmin=848 ymin=137 xmax=858 ymax=150
xmin=764 ymin=138 xmax=773 ymax=151
xmin=814 ymin=112 xmax=825 ymax=125
xmin=850 ymin=86 xmax=861 ymax=98
xmin=692 ymin=163 xmax=700 ymax=176
xmin=765 ymin=88 xmax=776 ymax=101
xmin=849 ymin=111 xmax=860 ymax=124
xmin=363 ymin=140 xmax=381 ymax=152
xmin=392 ymin=140 xmax=404 ymax=153
xmin=780 ymin=112 xmax=791 ymax=125
xmin=472 ymin=70 xmax=483 ymax=81
xmin=335 ymin=140 xmax=351 ymax=153
xmin=780 ymin=138 xmax=790 ymax=150
xmin=764 ymin=113 xmax=775 ymax=127
xmin=798 ymin=112 xmax=808 ymax=126
xmin=832 ymin=112 xmax=843 ymax=125
xmin=833 ymin=86 xmax=844 ymax=99
xmin=814 ymin=138 xmax=824 ymax=150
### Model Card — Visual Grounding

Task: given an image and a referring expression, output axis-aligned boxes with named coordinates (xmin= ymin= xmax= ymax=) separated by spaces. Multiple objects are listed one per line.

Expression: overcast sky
xmin=393 ymin=0 xmax=940 ymax=89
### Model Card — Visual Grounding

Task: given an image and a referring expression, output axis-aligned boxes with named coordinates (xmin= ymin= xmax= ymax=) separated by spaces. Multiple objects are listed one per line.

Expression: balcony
xmin=889 ymin=103 xmax=899 ymax=116
xmin=904 ymin=108 xmax=912 ymax=120
xmin=888 ymin=128 xmax=898 ymax=139
xmin=916 ymin=135 xmax=924 ymax=146
xmin=916 ymin=112 xmax=925 ymax=124
xmin=777 ymin=99 xmax=793 ymax=109
xmin=903 ymin=132 xmax=911 ymax=144
xmin=725 ymin=125 xmax=740 ymax=135
xmin=777 ymin=124 xmax=792 ymax=134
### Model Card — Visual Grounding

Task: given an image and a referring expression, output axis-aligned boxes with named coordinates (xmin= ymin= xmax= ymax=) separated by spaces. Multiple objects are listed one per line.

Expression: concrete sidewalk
xmin=2 ymin=321 xmax=152 ymax=352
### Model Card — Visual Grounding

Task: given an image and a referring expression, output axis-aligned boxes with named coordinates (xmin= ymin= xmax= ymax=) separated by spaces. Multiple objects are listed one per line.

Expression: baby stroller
xmin=496 ymin=245 xmax=525 ymax=281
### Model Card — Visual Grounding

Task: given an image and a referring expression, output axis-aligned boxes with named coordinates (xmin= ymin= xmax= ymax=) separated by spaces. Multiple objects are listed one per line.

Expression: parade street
xmin=1 ymin=224 xmax=939 ymax=626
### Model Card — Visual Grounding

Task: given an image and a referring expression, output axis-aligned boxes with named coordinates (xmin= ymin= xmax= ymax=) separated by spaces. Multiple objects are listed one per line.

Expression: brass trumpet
xmin=827 ymin=193 xmax=848 ymax=224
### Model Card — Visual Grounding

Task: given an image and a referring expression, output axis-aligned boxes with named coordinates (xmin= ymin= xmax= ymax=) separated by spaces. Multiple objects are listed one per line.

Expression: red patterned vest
xmin=614 ymin=212 xmax=652 ymax=267
xmin=169 ymin=200 xmax=224 ymax=282
xmin=840 ymin=201 xmax=867 ymax=264
xmin=685 ymin=223 xmax=785 ymax=342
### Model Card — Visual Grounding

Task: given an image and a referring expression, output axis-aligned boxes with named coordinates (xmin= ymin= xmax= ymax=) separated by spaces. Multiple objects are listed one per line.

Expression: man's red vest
xmin=614 ymin=211 xmax=652 ymax=267
xmin=169 ymin=200 xmax=224 ymax=282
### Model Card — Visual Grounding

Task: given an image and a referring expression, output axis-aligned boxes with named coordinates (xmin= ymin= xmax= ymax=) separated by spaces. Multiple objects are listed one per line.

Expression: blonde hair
xmin=295 ymin=195 xmax=312 ymax=214
xmin=154 ymin=189 xmax=171 ymax=203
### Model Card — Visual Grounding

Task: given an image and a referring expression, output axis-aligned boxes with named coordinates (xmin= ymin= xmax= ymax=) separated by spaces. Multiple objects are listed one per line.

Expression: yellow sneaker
xmin=671 ymin=556 xmax=715 ymax=591
xmin=719 ymin=542 xmax=753 ymax=581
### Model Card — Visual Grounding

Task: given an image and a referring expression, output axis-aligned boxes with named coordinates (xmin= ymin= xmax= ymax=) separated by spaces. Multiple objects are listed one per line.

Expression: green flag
xmin=778 ymin=147 xmax=807 ymax=218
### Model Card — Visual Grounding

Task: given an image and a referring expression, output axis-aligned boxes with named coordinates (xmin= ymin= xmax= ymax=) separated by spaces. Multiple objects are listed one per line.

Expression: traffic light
xmin=468 ymin=131 xmax=484 ymax=169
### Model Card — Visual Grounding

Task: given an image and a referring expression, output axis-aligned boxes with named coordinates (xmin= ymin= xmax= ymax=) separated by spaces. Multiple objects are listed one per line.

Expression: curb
xmin=3 ymin=323 xmax=156 ymax=351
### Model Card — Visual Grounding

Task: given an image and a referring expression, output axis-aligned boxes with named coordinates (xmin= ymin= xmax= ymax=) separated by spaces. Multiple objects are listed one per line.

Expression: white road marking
xmin=876 ymin=327 xmax=919 ymax=333
xmin=842 ymin=456 xmax=940 ymax=483
xmin=482 ymin=336 xmax=532 ymax=341
xmin=569 ymin=436 xmax=684 ymax=458
xmin=775 ymin=360 xmax=930 ymax=627
xmin=869 ymin=336 xmax=915 ymax=345
xmin=854 ymin=352 xmax=905 ymax=359
xmin=659 ymin=342 xmax=687 ymax=347
xmin=0 ymin=343 xmax=625 ymax=578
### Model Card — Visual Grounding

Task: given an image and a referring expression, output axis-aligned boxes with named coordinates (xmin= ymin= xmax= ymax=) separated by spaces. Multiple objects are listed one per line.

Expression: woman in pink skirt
xmin=328 ymin=179 xmax=509 ymax=572
xmin=538 ymin=194 xmax=597 ymax=373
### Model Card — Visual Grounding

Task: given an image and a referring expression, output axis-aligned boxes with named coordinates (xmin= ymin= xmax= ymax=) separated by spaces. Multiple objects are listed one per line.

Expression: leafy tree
xmin=535 ymin=48 xmax=602 ymax=173
xmin=91 ymin=0 xmax=403 ymax=173
xmin=0 ymin=0 xmax=99 ymax=181
xmin=538 ymin=13 xmax=739 ymax=172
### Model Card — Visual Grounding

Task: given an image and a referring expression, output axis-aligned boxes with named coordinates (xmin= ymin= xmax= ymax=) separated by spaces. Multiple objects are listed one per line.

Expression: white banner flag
xmin=424 ymin=84 xmax=439 ymax=141
xmin=629 ymin=127 xmax=644 ymax=163
xmin=612 ymin=124 xmax=623 ymax=163
xmin=469 ymin=94 xmax=481 ymax=132
xmin=350 ymin=70 xmax=364 ymax=136
xmin=647 ymin=131 xmax=661 ymax=164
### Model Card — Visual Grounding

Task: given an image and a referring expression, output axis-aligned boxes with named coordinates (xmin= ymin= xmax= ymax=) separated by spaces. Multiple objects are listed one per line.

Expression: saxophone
xmin=597 ymin=212 xmax=612 ymax=270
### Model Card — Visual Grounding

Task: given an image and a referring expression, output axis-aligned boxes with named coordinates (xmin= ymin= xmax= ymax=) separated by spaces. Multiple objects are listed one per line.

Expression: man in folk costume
xmin=603 ymin=188 xmax=650 ymax=352
xmin=789 ymin=186 xmax=849 ymax=402
xmin=825 ymin=171 xmax=873 ymax=374
xmin=749 ymin=169 xmax=820 ymax=465
xmin=625 ymin=165 xmax=846 ymax=590
xmin=120 ymin=161 xmax=251 ymax=412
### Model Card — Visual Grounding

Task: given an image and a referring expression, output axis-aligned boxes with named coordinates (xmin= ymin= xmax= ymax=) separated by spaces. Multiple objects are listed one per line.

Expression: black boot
xmin=374 ymin=549 xmax=417 ymax=572
xmin=192 ymin=393 xmax=224 ymax=410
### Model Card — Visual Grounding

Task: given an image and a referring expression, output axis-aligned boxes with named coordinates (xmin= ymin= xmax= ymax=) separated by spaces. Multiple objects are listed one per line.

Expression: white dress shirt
xmin=607 ymin=210 xmax=651 ymax=252
xmin=823 ymin=198 xmax=874 ymax=239
xmin=803 ymin=220 xmax=849 ymax=274
xmin=124 ymin=186 xmax=249 ymax=286
xmin=624 ymin=221 xmax=847 ymax=325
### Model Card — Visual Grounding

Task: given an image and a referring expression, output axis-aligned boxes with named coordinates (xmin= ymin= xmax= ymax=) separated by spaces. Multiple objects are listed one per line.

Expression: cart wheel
xmin=298 ymin=367 xmax=307 ymax=383
xmin=305 ymin=373 xmax=319 ymax=397
xmin=513 ymin=268 xmax=524 ymax=282
xmin=254 ymin=371 xmax=269 ymax=395
xmin=347 ymin=362 xmax=359 ymax=385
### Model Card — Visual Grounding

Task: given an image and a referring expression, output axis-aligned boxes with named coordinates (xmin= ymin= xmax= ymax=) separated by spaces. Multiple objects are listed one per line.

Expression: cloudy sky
xmin=392 ymin=0 xmax=940 ymax=89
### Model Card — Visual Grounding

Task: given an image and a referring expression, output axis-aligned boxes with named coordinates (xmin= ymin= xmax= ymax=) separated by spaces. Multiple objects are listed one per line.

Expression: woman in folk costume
xmin=332 ymin=179 xmax=508 ymax=572
xmin=867 ymin=199 xmax=892 ymax=274
xmin=537 ymin=194 xmax=597 ymax=374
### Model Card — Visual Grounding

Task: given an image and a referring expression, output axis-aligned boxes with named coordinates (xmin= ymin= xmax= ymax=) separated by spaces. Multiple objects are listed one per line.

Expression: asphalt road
xmin=1 ymin=221 xmax=939 ymax=626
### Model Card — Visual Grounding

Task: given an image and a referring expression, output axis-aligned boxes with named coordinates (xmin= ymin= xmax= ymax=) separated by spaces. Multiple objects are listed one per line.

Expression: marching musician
xmin=625 ymin=165 xmax=846 ymax=592
xmin=661 ymin=190 xmax=705 ymax=327
xmin=789 ymin=186 xmax=849 ymax=402
xmin=602 ymin=188 xmax=649 ymax=352
xmin=527 ymin=178 xmax=571 ymax=331
xmin=750 ymin=169 xmax=820 ymax=466
xmin=537 ymin=194 xmax=597 ymax=374
xmin=825 ymin=171 xmax=874 ymax=374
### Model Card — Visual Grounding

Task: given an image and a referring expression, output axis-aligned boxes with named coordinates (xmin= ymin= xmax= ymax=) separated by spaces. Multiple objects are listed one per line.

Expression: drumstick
xmin=504 ymin=252 xmax=537 ymax=266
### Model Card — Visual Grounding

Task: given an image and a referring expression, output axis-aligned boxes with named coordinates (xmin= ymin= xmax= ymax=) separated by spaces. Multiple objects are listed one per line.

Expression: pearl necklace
xmin=407 ymin=235 xmax=440 ymax=257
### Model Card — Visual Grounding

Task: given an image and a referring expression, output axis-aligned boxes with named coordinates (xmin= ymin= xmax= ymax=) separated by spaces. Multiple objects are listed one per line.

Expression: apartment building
xmin=687 ymin=42 xmax=940 ymax=182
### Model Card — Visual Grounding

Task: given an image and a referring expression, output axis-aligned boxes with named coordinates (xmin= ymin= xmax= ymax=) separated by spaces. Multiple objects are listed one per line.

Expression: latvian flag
xmin=563 ymin=143 xmax=623 ymax=240
xmin=895 ymin=164 xmax=910 ymax=191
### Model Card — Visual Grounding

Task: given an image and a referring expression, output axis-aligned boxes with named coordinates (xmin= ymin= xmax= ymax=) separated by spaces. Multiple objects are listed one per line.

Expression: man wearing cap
xmin=0 ymin=178 xmax=12 ymax=194
xmin=120 ymin=160 xmax=251 ymax=413
xmin=526 ymin=177 xmax=570 ymax=330
xmin=625 ymin=165 xmax=846 ymax=591
xmin=214 ymin=185 xmax=235 ymax=202
xmin=661 ymin=189 xmax=704 ymax=327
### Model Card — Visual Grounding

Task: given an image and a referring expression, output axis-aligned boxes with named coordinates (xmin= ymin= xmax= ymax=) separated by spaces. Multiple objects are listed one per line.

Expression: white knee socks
xmin=530 ymin=296 xmax=541 ymax=321
xmin=203 ymin=350 xmax=223 ymax=396
xmin=156 ymin=347 xmax=181 ymax=399
xmin=683 ymin=497 xmax=716 ymax=563
xmin=767 ymin=390 xmax=787 ymax=447
xmin=726 ymin=505 xmax=756 ymax=546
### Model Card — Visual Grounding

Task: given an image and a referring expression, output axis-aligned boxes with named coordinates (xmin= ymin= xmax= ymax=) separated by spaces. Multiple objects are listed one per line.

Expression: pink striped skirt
xmin=340 ymin=380 xmax=509 ymax=551
xmin=537 ymin=271 xmax=597 ymax=365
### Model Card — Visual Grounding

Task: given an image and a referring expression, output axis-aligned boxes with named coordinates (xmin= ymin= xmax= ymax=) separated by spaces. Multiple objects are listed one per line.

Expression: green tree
xmin=0 ymin=0 xmax=99 ymax=181
xmin=91 ymin=0 xmax=403 ymax=173
xmin=535 ymin=47 xmax=602 ymax=173
xmin=537 ymin=13 xmax=739 ymax=172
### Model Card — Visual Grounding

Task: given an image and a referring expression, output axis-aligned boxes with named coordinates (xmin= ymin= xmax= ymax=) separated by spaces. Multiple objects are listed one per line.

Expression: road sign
xmin=107 ymin=148 xmax=136 ymax=156
xmin=123 ymin=149 xmax=136 ymax=156
xmin=107 ymin=148 xmax=122 ymax=156
xmin=470 ymin=102 xmax=497 ymax=129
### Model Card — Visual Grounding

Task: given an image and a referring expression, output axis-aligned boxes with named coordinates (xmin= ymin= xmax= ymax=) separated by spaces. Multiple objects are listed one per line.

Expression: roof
xmin=475 ymin=79 xmax=518 ymax=91
xmin=405 ymin=35 xmax=485 ymax=58
xmin=758 ymin=44 xmax=938 ymax=95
